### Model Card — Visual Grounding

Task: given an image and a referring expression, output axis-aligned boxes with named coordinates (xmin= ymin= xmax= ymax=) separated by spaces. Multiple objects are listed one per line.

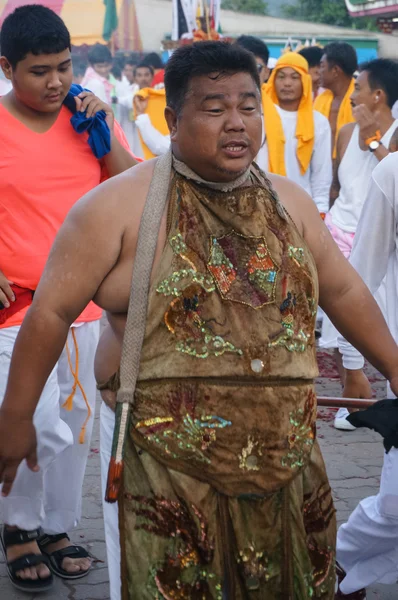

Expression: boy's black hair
xmin=165 ymin=41 xmax=260 ymax=116
xmin=235 ymin=35 xmax=269 ymax=66
xmin=142 ymin=52 xmax=163 ymax=70
xmin=299 ymin=46 xmax=323 ymax=69
xmin=135 ymin=62 xmax=154 ymax=75
xmin=359 ymin=59 xmax=398 ymax=109
xmin=0 ymin=5 xmax=71 ymax=69
xmin=87 ymin=44 xmax=112 ymax=66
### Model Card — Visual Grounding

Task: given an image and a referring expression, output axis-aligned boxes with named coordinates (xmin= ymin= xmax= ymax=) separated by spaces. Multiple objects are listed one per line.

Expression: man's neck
xmin=278 ymin=99 xmax=300 ymax=112
xmin=330 ymin=76 xmax=352 ymax=101
xmin=2 ymin=91 xmax=61 ymax=133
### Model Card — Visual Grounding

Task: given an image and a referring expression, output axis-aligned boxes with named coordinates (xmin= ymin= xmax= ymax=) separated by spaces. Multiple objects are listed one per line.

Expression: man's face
xmin=92 ymin=61 xmax=112 ymax=80
xmin=308 ymin=65 xmax=320 ymax=93
xmin=135 ymin=67 xmax=153 ymax=89
xmin=1 ymin=49 xmax=73 ymax=114
xmin=350 ymin=71 xmax=376 ymax=111
xmin=320 ymin=55 xmax=334 ymax=90
xmin=123 ymin=64 xmax=135 ymax=85
xmin=167 ymin=72 xmax=262 ymax=183
xmin=274 ymin=67 xmax=303 ymax=105
xmin=255 ymin=55 xmax=270 ymax=85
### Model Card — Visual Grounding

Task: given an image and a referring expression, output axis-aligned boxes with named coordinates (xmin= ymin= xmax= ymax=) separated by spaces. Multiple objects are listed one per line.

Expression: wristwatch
xmin=368 ymin=139 xmax=382 ymax=153
xmin=365 ymin=130 xmax=382 ymax=153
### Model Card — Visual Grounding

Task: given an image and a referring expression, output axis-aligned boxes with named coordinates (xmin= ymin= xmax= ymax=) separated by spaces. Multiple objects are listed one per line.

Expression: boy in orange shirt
xmin=0 ymin=5 xmax=136 ymax=593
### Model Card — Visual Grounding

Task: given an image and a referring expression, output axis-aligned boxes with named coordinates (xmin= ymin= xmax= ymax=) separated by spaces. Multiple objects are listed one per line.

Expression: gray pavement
xmin=1 ymin=352 xmax=397 ymax=599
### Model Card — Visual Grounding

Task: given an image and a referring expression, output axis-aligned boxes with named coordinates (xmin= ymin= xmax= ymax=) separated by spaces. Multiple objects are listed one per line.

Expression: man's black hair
xmin=125 ymin=55 xmax=138 ymax=68
xmin=142 ymin=52 xmax=163 ymax=70
xmin=72 ymin=59 xmax=87 ymax=79
xmin=359 ymin=59 xmax=398 ymax=109
xmin=88 ymin=44 xmax=112 ymax=66
xmin=299 ymin=46 xmax=323 ymax=69
xmin=236 ymin=35 xmax=269 ymax=66
xmin=0 ymin=5 xmax=71 ymax=69
xmin=165 ymin=41 xmax=260 ymax=116
xmin=135 ymin=62 xmax=154 ymax=75
xmin=323 ymin=42 xmax=358 ymax=77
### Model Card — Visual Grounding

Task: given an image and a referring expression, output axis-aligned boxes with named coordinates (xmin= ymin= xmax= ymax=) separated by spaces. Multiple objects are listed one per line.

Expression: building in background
xmin=1 ymin=0 xmax=398 ymax=59
xmin=0 ymin=0 xmax=142 ymax=51
xmin=345 ymin=0 xmax=398 ymax=34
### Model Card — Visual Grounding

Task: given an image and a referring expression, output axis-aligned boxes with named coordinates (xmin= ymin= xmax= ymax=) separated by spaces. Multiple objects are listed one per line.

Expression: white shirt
xmin=339 ymin=153 xmax=398 ymax=370
xmin=330 ymin=121 xmax=398 ymax=233
xmin=257 ymin=106 xmax=332 ymax=213
xmin=135 ymin=114 xmax=170 ymax=157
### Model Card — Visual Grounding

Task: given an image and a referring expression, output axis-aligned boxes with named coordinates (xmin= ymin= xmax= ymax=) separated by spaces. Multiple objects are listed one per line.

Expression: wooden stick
xmin=317 ymin=396 xmax=377 ymax=410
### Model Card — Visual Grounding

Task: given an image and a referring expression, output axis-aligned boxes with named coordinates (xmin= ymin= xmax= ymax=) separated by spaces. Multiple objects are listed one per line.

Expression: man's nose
xmin=225 ymin=109 xmax=245 ymax=131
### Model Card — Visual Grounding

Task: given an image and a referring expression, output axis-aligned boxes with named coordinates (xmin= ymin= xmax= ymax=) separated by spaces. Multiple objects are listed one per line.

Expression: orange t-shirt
xmin=0 ymin=104 xmax=128 ymax=328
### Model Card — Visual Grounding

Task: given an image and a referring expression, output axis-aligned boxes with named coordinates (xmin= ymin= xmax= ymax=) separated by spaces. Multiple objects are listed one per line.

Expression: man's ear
xmin=0 ymin=57 xmax=13 ymax=81
xmin=165 ymin=106 xmax=178 ymax=141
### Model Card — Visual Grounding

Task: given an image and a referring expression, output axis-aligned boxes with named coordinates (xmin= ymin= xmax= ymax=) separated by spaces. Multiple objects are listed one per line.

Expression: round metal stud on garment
xmin=246 ymin=455 xmax=259 ymax=469
xmin=250 ymin=358 xmax=264 ymax=373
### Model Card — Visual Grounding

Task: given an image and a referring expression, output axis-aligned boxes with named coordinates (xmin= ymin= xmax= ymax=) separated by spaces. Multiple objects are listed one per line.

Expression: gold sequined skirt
xmin=119 ymin=437 xmax=336 ymax=599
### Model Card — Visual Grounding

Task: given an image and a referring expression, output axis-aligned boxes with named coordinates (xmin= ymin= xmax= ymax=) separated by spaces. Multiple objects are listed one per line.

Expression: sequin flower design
xmin=288 ymin=245 xmax=305 ymax=267
xmin=134 ymin=386 xmax=232 ymax=465
xmin=269 ymin=289 xmax=311 ymax=353
xmin=126 ymin=494 xmax=222 ymax=599
xmin=282 ymin=391 xmax=316 ymax=469
xmin=237 ymin=544 xmax=276 ymax=590
xmin=207 ymin=231 xmax=279 ymax=309
xmin=164 ymin=284 xmax=243 ymax=360
xmin=158 ymin=235 xmax=242 ymax=360
xmin=303 ymin=483 xmax=336 ymax=596
xmin=238 ymin=435 xmax=264 ymax=472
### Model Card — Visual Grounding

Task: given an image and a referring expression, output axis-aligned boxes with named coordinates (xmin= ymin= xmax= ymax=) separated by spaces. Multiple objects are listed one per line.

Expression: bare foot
xmin=43 ymin=537 xmax=91 ymax=574
xmin=5 ymin=527 xmax=51 ymax=581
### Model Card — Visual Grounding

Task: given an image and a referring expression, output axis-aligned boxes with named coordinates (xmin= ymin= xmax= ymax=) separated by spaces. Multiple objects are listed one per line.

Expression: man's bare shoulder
xmin=267 ymin=173 xmax=316 ymax=235
xmin=338 ymin=122 xmax=356 ymax=143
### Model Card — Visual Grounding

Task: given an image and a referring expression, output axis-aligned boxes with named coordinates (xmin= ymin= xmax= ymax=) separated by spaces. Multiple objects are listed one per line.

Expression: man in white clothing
xmin=319 ymin=59 xmax=398 ymax=429
xmin=133 ymin=94 xmax=170 ymax=157
xmin=335 ymin=152 xmax=398 ymax=598
xmin=260 ymin=52 xmax=332 ymax=215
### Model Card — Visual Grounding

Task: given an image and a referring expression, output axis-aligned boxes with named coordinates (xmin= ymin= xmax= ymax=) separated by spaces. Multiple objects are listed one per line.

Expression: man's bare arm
xmin=103 ymin=132 xmax=137 ymax=177
xmin=299 ymin=185 xmax=398 ymax=384
xmin=329 ymin=124 xmax=352 ymax=209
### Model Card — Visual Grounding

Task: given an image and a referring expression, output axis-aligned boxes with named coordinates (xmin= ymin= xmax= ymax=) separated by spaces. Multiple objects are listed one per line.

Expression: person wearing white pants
xmin=337 ymin=153 xmax=398 ymax=596
xmin=100 ymin=403 xmax=121 ymax=600
xmin=337 ymin=448 xmax=398 ymax=596
xmin=0 ymin=321 xmax=99 ymax=545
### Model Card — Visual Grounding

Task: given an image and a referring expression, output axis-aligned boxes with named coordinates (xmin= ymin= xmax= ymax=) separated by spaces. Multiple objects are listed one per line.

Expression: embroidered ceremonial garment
xmin=119 ymin=166 xmax=336 ymax=599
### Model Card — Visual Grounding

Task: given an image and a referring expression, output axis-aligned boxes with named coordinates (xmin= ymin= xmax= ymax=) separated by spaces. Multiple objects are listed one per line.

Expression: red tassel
xmin=105 ymin=457 xmax=124 ymax=503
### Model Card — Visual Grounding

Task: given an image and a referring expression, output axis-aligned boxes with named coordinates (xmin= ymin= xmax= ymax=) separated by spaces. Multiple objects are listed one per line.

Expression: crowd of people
xmin=1 ymin=4 xmax=398 ymax=600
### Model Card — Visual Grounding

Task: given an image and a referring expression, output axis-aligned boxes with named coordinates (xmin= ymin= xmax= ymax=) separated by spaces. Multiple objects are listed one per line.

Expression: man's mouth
xmin=223 ymin=141 xmax=248 ymax=153
xmin=46 ymin=93 xmax=62 ymax=101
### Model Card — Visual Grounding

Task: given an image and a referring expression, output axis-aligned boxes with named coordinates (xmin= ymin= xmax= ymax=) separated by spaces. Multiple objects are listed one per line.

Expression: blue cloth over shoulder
xmin=63 ymin=84 xmax=111 ymax=159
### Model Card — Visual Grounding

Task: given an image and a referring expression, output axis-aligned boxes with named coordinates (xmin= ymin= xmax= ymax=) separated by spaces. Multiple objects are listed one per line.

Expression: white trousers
xmin=100 ymin=403 xmax=121 ymax=600
xmin=337 ymin=447 xmax=398 ymax=594
xmin=0 ymin=321 xmax=100 ymax=533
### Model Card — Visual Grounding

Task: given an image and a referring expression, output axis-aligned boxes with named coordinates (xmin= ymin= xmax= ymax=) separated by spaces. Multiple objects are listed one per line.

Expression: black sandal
xmin=0 ymin=525 xmax=53 ymax=593
xmin=38 ymin=532 xmax=92 ymax=580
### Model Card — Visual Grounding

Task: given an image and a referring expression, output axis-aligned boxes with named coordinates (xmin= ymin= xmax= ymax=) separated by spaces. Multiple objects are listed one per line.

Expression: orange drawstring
xmin=62 ymin=328 xmax=92 ymax=444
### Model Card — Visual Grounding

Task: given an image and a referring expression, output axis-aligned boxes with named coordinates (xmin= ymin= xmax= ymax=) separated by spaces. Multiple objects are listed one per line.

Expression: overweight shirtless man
xmin=1 ymin=42 xmax=398 ymax=599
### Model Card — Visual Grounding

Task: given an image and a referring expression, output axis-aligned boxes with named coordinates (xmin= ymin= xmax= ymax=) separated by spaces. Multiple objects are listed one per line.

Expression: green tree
xmin=282 ymin=0 xmax=376 ymax=30
xmin=221 ymin=0 xmax=268 ymax=15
